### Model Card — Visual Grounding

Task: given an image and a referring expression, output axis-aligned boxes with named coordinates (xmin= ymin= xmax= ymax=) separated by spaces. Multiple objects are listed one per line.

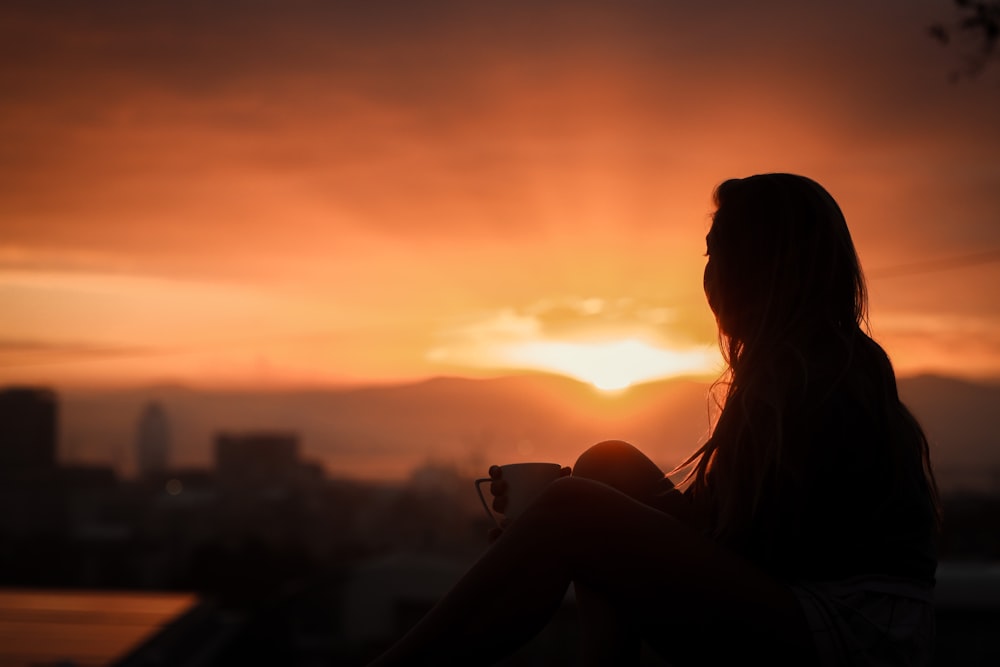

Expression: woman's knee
xmin=573 ymin=440 xmax=664 ymax=499
xmin=574 ymin=440 xmax=647 ymax=475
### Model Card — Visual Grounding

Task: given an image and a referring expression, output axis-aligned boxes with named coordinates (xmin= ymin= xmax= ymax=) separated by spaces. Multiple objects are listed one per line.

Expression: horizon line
xmin=5 ymin=368 xmax=999 ymax=394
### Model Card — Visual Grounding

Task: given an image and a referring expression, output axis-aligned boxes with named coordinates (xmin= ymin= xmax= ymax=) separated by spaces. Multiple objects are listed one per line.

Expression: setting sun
xmin=501 ymin=339 xmax=721 ymax=391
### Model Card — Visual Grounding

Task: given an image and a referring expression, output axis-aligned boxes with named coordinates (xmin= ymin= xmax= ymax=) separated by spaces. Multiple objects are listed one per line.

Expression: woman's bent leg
xmin=572 ymin=439 xmax=668 ymax=502
xmin=572 ymin=440 xmax=667 ymax=665
xmin=369 ymin=475 xmax=813 ymax=666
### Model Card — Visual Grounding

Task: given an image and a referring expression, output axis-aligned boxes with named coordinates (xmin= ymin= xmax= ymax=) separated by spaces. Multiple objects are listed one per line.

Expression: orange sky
xmin=1 ymin=0 xmax=999 ymax=390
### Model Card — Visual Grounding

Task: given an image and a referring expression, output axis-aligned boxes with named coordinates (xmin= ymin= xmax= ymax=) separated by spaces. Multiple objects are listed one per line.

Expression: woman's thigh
xmin=524 ymin=475 xmax=815 ymax=662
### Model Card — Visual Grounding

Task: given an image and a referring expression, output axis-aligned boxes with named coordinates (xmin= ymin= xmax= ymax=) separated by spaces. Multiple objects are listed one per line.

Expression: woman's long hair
xmin=680 ymin=174 xmax=939 ymax=544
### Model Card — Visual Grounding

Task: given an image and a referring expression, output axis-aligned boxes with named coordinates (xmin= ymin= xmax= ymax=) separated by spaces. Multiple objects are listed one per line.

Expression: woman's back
xmin=711 ymin=333 xmax=939 ymax=584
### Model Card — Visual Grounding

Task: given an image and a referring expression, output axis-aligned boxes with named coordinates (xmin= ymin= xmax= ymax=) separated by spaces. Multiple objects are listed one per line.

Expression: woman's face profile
xmin=702 ymin=214 xmax=748 ymax=339
xmin=702 ymin=226 xmax=723 ymax=324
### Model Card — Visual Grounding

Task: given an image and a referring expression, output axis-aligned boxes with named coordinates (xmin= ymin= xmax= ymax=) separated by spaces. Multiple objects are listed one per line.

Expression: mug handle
xmin=474 ymin=477 xmax=502 ymax=528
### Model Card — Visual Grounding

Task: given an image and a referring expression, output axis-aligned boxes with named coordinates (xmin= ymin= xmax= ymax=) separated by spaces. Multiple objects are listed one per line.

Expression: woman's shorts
xmin=790 ymin=575 xmax=935 ymax=667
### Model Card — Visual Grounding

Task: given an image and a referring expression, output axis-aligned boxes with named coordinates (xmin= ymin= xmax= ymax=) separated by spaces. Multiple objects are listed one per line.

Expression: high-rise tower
xmin=135 ymin=402 xmax=170 ymax=478
xmin=0 ymin=387 xmax=57 ymax=473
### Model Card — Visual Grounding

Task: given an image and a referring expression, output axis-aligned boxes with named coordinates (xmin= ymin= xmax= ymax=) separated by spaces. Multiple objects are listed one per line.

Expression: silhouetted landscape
xmin=57 ymin=373 xmax=1000 ymax=493
xmin=2 ymin=376 xmax=1000 ymax=665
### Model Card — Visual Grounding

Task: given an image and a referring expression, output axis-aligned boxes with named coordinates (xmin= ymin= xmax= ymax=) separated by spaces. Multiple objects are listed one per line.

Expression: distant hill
xmin=53 ymin=373 xmax=1000 ymax=491
xmin=55 ymin=374 xmax=716 ymax=481
xmin=897 ymin=374 xmax=1000 ymax=493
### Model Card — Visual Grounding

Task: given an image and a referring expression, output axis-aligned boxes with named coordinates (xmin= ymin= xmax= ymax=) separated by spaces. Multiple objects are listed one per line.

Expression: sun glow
xmin=502 ymin=338 xmax=720 ymax=391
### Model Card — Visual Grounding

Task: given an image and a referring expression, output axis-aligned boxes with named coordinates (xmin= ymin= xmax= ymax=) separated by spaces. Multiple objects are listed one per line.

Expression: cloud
xmin=520 ymin=297 xmax=680 ymax=339
xmin=426 ymin=297 xmax=719 ymax=382
xmin=1 ymin=0 xmax=999 ymax=385
xmin=437 ymin=297 xmax=682 ymax=344
xmin=0 ymin=339 xmax=154 ymax=367
xmin=4 ymin=0 xmax=992 ymax=270
xmin=873 ymin=311 xmax=1000 ymax=378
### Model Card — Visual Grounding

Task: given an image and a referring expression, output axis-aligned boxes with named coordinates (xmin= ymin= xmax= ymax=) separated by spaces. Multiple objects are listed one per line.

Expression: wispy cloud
xmin=0 ymin=339 xmax=156 ymax=367
xmin=873 ymin=312 xmax=1000 ymax=378
xmin=427 ymin=297 xmax=721 ymax=385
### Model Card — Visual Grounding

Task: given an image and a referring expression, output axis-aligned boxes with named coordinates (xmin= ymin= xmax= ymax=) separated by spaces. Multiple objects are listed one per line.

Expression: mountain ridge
xmin=50 ymin=373 xmax=1000 ymax=490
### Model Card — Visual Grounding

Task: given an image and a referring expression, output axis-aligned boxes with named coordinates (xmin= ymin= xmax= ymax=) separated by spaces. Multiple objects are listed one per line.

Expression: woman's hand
xmin=486 ymin=464 xmax=508 ymax=543
xmin=486 ymin=464 xmax=571 ymax=543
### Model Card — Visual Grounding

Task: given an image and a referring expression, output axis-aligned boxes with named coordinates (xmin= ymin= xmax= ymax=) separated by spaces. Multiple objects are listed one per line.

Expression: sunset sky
xmin=2 ymin=0 xmax=999 ymax=390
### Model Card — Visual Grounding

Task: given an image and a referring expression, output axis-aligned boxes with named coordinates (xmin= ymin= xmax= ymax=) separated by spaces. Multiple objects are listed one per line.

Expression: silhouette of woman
xmin=369 ymin=174 xmax=940 ymax=666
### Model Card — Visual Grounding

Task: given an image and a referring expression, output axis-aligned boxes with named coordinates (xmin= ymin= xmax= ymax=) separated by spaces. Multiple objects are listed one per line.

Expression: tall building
xmin=135 ymin=402 xmax=170 ymax=478
xmin=0 ymin=388 xmax=62 ymax=537
xmin=0 ymin=387 xmax=57 ymax=473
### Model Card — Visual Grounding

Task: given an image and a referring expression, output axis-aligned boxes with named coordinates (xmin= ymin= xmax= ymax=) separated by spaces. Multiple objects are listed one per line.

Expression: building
xmin=0 ymin=387 xmax=63 ymax=539
xmin=135 ymin=402 xmax=170 ymax=478
xmin=0 ymin=387 xmax=57 ymax=473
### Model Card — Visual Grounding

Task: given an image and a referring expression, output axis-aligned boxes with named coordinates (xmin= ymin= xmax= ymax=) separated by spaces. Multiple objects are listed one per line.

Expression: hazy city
xmin=2 ymin=372 xmax=1000 ymax=665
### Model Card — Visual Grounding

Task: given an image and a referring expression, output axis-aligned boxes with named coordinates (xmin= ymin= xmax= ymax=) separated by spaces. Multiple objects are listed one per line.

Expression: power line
xmin=867 ymin=248 xmax=1000 ymax=279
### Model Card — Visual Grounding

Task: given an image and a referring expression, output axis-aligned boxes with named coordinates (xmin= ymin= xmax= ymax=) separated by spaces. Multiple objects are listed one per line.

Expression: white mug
xmin=475 ymin=462 xmax=564 ymax=527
